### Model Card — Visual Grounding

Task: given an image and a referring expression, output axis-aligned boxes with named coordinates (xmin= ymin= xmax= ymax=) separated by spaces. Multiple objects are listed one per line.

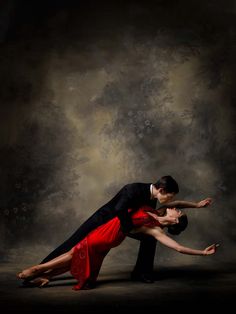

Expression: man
xmin=36 ymin=175 xmax=211 ymax=284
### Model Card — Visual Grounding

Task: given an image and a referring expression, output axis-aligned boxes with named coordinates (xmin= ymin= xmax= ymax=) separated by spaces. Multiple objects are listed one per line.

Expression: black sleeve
xmin=114 ymin=186 xmax=134 ymax=233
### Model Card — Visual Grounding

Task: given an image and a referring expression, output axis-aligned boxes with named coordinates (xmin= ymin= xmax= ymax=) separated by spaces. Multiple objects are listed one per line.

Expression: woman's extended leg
xmin=26 ymin=266 xmax=70 ymax=287
xmin=17 ymin=249 xmax=74 ymax=280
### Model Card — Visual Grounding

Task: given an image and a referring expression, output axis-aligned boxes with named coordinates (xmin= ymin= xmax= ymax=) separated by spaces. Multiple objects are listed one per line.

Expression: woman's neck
xmin=156 ymin=216 xmax=170 ymax=226
xmin=146 ymin=211 xmax=169 ymax=226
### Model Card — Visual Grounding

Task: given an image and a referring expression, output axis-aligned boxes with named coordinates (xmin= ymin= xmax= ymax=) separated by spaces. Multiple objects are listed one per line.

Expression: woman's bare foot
xmin=17 ymin=266 xmax=41 ymax=280
xmin=22 ymin=277 xmax=49 ymax=287
xmin=30 ymin=277 xmax=49 ymax=288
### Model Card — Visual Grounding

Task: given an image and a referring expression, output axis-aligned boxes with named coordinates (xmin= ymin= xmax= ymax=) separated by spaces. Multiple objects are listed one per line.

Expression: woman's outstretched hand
xmin=197 ymin=198 xmax=213 ymax=208
xmin=203 ymin=243 xmax=220 ymax=255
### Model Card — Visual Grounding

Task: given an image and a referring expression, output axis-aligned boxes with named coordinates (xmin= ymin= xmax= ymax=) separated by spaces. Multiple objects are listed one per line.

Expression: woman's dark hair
xmin=156 ymin=205 xmax=188 ymax=235
xmin=153 ymin=175 xmax=179 ymax=194
xmin=167 ymin=214 xmax=188 ymax=235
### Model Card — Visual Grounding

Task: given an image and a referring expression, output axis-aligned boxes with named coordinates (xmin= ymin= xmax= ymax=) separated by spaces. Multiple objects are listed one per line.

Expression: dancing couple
xmin=17 ymin=176 xmax=218 ymax=289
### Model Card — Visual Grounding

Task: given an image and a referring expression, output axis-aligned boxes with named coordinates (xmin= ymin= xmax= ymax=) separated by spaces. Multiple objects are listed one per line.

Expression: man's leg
xmin=40 ymin=212 xmax=107 ymax=263
xmin=40 ymin=233 xmax=80 ymax=264
xmin=128 ymin=233 xmax=157 ymax=283
xmin=23 ymin=217 xmax=101 ymax=284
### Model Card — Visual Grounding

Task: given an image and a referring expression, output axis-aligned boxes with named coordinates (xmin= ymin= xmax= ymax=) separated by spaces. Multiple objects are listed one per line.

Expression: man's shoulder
xmin=124 ymin=182 xmax=151 ymax=187
xmin=122 ymin=182 xmax=151 ymax=193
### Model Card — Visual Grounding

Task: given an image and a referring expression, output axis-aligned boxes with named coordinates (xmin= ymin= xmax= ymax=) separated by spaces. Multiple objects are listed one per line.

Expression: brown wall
xmin=0 ymin=0 xmax=235 ymax=264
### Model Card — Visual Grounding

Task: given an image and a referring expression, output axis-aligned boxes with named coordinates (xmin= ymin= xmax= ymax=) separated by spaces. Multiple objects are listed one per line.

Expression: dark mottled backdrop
xmin=0 ymin=0 xmax=235 ymax=266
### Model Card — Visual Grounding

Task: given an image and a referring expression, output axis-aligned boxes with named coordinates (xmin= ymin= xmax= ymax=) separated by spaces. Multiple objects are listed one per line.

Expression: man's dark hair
xmin=154 ymin=175 xmax=179 ymax=194
xmin=167 ymin=214 xmax=188 ymax=235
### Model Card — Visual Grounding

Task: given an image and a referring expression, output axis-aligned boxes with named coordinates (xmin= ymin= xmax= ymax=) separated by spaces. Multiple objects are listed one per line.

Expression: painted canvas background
xmin=0 ymin=0 xmax=235 ymax=267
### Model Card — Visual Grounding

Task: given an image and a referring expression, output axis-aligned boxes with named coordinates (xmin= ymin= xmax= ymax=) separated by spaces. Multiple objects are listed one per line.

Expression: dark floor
xmin=1 ymin=261 xmax=236 ymax=313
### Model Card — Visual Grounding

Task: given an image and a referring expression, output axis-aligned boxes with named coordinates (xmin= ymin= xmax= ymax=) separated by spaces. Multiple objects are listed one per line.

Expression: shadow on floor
xmin=2 ymin=262 xmax=236 ymax=313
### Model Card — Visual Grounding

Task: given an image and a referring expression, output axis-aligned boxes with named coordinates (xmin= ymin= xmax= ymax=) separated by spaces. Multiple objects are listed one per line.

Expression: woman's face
xmin=166 ymin=207 xmax=184 ymax=225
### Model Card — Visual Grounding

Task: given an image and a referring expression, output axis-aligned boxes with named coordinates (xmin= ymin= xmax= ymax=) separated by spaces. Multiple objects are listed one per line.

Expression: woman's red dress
xmin=70 ymin=206 xmax=163 ymax=290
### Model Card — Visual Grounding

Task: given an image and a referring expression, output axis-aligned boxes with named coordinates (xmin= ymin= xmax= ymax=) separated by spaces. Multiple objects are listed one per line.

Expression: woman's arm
xmin=135 ymin=226 xmax=218 ymax=256
xmin=164 ymin=198 xmax=212 ymax=209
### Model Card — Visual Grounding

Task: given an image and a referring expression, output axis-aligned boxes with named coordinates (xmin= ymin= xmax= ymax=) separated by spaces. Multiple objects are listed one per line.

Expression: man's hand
xmin=197 ymin=198 xmax=212 ymax=208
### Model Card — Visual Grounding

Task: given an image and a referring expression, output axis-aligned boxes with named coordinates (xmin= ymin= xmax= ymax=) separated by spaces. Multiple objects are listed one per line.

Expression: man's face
xmin=156 ymin=188 xmax=176 ymax=204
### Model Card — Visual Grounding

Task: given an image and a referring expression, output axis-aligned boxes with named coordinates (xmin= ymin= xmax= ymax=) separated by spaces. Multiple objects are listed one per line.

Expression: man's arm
xmin=114 ymin=191 xmax=134 ymax=234
xmin=164 ymin=198 xmax=212 ymax=209
xmin=115 ymin=183 xmax=144 ymax=233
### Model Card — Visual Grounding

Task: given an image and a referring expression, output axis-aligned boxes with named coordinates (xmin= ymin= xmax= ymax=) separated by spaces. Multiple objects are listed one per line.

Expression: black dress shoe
xmin=130 ymin=272 xmax=154 ymax=283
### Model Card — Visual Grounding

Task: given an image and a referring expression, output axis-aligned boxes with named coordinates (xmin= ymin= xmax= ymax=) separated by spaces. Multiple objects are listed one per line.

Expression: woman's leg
xmin=43 ymin=266 xmax=70 ymax=278
xmin=17 ymin=249 xmax=74 ymax=280
xmin=26 ymin=266 xmax=70 ymax=287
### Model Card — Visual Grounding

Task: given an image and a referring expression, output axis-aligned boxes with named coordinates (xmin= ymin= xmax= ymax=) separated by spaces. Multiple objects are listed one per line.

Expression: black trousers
xmin=128 ymin=233 xmax=157 ymax=275
xmin=40 ymin=211 xmax=104 ymax=263
xmin=40 ymin=219 xmax=157 ymax=276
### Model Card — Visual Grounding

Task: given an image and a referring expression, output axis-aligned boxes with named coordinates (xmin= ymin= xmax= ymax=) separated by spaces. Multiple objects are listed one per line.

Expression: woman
xmin=17 ymin=206 xmax=219 ymax=290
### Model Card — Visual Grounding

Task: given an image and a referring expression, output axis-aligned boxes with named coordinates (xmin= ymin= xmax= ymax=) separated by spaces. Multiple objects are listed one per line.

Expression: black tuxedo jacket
xmin=92 ymin=182 xmax=157 ymax=230
xmin=41 ymin=182 xmax=157 ymax=263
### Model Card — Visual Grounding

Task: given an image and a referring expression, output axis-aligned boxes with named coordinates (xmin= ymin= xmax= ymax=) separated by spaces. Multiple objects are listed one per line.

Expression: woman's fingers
xmin=205 ymin=243 xmax=220 ymax=254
